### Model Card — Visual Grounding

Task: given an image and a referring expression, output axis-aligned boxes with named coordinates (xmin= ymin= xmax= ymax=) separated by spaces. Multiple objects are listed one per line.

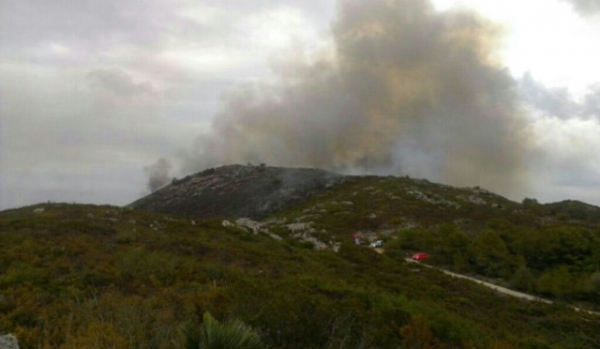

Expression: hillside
xmin=2 ymin=165 xmax=600 ymax=348
xmin=231 ymin=171 xmax=600 ymax=309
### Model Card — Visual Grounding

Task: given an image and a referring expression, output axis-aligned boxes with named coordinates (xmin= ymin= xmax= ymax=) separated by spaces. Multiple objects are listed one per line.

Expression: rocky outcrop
xmin=0 ymin=334 xmax=19 ymax=349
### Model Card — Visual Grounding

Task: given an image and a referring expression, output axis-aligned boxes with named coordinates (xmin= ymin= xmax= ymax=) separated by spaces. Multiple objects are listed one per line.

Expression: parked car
xmin=411 ymin=252 xmax=428 ymax=260
xmin=370 ymin=240 xmax=383 ymax=248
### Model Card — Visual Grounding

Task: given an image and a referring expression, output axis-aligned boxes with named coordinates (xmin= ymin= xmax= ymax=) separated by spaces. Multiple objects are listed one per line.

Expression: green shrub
xmin=185 ymin=312 xmax=266 ymax=349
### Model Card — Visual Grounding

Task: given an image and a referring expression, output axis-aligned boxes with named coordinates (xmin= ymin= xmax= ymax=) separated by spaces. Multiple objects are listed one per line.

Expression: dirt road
xmin=405 ymin=258 xmax=599 ymax=316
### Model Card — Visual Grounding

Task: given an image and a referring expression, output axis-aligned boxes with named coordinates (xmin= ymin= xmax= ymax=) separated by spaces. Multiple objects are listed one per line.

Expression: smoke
xmin=144 ymin=158 xmax=172 ymax=192
xmin=562 ymin=0 xmax=600 ymax=15
xmin=183 ymin=0 xmax=529 ymax=196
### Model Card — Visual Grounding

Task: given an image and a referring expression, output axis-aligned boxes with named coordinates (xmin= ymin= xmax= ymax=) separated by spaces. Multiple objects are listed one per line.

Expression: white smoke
xmin=180 ymin=0 xmax=530 ymax=196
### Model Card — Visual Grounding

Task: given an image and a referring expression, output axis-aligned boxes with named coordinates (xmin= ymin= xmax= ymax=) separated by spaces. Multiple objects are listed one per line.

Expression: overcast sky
xmin=1 ymin=0 xmax=600 ymax=210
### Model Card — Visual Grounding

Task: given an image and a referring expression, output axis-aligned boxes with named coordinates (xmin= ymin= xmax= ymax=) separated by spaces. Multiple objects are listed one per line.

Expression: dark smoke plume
xmin=184 ymin=0 xmax=529 ymax=196
xmin=144 ymin=158 xmax=172 ymax=192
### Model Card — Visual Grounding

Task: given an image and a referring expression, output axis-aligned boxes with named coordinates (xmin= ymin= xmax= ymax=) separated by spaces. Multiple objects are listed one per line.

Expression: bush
xmin=185 ymin=312 xmax=266 ymax=349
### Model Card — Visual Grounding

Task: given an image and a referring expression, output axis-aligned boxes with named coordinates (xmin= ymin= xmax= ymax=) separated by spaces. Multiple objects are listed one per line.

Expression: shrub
xmin=185 ymin=312 xmax=266 ymax=349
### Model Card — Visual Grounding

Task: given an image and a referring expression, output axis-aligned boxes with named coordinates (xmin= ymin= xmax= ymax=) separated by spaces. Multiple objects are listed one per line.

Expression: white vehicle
xmin=370 ymin=240 xmax=383 ymax=248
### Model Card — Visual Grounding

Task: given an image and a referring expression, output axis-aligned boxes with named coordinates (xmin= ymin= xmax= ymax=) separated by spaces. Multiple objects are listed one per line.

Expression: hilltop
xmin=128 ymin=164 xmax=342 ymax=219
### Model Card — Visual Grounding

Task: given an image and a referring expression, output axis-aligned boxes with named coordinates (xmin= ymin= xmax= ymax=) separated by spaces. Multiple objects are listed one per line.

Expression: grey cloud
xmin=0 ymin=0 xmax=184 ymax=49
xmin=0 ymin=67 xmax=193 ymax=210
xmin=526 ymin=125 xmax=600 ymax=206
xmin=210 ymin=0 xmax=334 ymax=24
xmin=581 ymin=85 xmax=600 ymax=117
xmin=87 ymin=68 xmax=155 ymax=98
xmin=0 ymin=0 xmax=328 ymax=59
xmin=519 ymin=73 xmax=600 ymax=120
xmin=562 ymin=0 xmax=600 ymax=15
xmin=182 ymin=0 xmax=529 ymax=197
xmin=519 ymin=73 xmax=579 ymax=119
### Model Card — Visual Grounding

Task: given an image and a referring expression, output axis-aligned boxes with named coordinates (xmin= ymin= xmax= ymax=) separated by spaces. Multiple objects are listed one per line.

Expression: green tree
xmin=469 ymin=229 xmax=515 ymax=278
xmin=535 ymin=267 xmax=574 ymax=299
xmin=398 ymin=228 xmax=439 ymax=252
xmin=434 ymin=225 xmax=470 ymax=270
xmin=511 ymin=265 xmax=535 ymax=292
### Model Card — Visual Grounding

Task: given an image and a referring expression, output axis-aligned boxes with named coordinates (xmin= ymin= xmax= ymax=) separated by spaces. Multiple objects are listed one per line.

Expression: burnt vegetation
xmin=129 ymin=164 xmax=342 ymax=220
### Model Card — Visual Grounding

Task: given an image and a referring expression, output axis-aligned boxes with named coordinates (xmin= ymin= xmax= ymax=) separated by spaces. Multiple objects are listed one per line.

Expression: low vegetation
xmin=3 ymin=169 xmax=600 ymax=348
xmin=1 ymin=200 xmax=599 ymax=348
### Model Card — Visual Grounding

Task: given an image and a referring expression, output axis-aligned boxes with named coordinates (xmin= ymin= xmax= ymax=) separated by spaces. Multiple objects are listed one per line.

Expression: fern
xmin=187 ymin=312 xmax=266 ymax=349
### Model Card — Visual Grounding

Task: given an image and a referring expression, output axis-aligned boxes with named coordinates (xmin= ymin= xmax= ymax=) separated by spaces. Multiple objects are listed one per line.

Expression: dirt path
xmin=404 ymin=258 xmax=599 ymax=316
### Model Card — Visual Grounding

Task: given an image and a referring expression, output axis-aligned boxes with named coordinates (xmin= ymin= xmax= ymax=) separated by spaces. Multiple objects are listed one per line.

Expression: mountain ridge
xmin=128 ymin=164 xmax=600 ymax=232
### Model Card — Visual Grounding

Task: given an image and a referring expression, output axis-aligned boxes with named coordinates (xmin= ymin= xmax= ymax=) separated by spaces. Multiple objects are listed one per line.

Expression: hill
xmin=130 ymin=164 xmax=600 ymax=232
xmin=128 ymin=164 xmax=342 ymax=219
xmin=1 ymin=165 xmax=600 ymax=348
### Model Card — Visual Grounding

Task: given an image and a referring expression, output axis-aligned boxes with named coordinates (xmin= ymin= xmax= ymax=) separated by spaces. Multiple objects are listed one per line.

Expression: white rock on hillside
xmin=235 ymin=218 xmax=263 ymax=234
xmin=0 ymin=334 xmax=20 ymax=349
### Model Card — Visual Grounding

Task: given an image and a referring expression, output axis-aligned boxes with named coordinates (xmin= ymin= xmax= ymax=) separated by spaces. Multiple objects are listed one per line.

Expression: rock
xmin=235 ymin=218 xmax=263 ymax=234
xmin=269 ymin=233 xmax=283 ymax=241
xmin=285 ymin=222 xmax=313 ymax=232
xmin=33 ymin=208 xmax=44 ymax=214
xmin=0 ymin=334 xmax=20 ymax=349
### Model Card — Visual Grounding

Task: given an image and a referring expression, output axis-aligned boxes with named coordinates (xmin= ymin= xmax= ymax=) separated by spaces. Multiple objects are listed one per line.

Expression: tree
xmin=469 ymin=229 xmax=515 ymax=278
xmin=535 ymin=267 xmax=574 ymax=299
xmin=398 ymin=228 xmax=438 ymax=252
xmin=511 ymin=266 xmax=535 ymax=292
xmin=435 ymin=225 xmax=470 ymax=270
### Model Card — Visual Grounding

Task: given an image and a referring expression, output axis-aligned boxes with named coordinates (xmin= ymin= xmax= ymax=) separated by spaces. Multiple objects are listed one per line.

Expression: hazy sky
xmin=1 ymin=0 xmax=599 ymax=210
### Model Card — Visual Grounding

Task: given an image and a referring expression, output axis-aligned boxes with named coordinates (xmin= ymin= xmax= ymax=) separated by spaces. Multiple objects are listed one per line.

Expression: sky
xmin=1 ymin=0 xmax=600 ymax=210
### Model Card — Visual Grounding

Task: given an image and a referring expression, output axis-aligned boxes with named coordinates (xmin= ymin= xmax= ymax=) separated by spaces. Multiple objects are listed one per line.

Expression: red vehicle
xmin=412 ymin=252 xmax=428 ymax=260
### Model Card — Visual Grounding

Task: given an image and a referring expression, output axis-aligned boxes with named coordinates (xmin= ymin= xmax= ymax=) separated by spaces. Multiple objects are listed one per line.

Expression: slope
xmin=1 ymin=203 xmax=599 ymax=348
